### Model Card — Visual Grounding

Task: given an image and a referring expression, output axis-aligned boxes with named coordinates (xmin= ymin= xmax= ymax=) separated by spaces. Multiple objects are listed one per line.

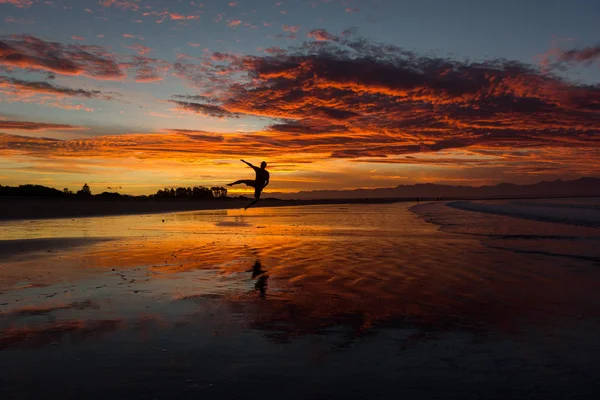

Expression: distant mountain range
xmin=266 ymin=177 xmax=600 ymax=200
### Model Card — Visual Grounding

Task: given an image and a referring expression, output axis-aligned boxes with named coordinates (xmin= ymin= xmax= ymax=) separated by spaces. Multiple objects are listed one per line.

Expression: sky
xmin=1 ymin=0 xmax=599 ymax=195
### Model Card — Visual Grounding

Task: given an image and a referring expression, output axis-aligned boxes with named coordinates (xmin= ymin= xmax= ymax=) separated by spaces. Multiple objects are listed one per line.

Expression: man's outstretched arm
xmin=240 ymin=159 xmax=254 ymax=168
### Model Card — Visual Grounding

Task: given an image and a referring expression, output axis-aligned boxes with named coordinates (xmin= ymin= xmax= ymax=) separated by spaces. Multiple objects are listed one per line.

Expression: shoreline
xmin=0 ymin=196 xmax=414 ymax=221
xmin=1 ymin=195 xmax=597 ymax=221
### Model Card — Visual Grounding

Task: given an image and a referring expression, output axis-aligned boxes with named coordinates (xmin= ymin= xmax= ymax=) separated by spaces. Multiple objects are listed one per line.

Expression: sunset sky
xmin=1 ymin=0 xmax=599 ymax=195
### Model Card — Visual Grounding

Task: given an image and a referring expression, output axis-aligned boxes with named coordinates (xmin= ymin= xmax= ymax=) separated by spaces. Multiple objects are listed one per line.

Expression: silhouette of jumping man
xmin=227 ymin=159 xmax=270 ymax=210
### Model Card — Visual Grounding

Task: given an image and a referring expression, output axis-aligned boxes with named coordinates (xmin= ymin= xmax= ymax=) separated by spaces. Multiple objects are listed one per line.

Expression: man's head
xmin=260 ymin=161 xmax=267 ymax=169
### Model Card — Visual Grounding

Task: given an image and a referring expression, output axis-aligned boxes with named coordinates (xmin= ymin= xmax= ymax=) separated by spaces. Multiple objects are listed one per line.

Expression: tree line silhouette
xmin=0 ymin=184 xmax=231 ymax=200
xmin=153 ymin=186 xmax=227 ymax=199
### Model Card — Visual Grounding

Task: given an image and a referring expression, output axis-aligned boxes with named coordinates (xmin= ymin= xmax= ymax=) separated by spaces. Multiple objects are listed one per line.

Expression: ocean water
xmin=415 ymin=197 xmax=600 ymax=260
xmin=1 ymin=203 xmax=600 ymax=399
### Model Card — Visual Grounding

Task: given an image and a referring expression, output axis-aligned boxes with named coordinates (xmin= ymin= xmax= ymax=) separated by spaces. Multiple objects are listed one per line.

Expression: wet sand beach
xmin=0 ymin=197 xmax=411 ymax=221
xmin=1 ymin=202 xmax=600 ymax=399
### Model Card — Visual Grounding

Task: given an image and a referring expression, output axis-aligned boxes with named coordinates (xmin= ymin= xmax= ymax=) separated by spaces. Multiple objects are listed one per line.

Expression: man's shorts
xmin=244 ymin=180 xmax=263 ymax=199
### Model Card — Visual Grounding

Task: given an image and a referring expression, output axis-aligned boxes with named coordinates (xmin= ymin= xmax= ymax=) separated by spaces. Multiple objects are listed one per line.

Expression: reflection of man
xmin=247 ymin=260 xmax=268 ymax=299
xmin=227 ymin=160 xmax=270 ymax=210
xmin=250 ymin=260 xmax=266 ymax=278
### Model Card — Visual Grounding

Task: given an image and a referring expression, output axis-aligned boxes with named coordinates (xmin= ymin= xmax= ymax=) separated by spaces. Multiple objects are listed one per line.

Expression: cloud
xmin=282 ymin=25 xmax=300 ymax=33
xmin=264 ymin=47 xmax=286 ymax=55
xmin=0 ymin=76 xmax=115 ymax=100
xmin=5 ymin=16 xmax=35 ymax=23
xmin=558 ymin=44 xmax=600 ymax=64
xmin=126 ymin=43 xmax=153 ymax=56
xmin=0 ymin=0 xmax=33 ymax=8
xmin=160 ymin=129 xmax=225 ymax=142
xmin=171 ymin=94 xmax=220 ymax=103
xmin=123 ymin=33 xmax=143 ymax=39
xmin=170 ymin=100 xmax=241 ymax=118
xmin=169 ymin=12 xmax=199 ymax=20
xmin=142 ymin=10 xmax=201 ymax=22
xmin=0 ymin=120 xmax=87 ymax=131
xmin=2 ymin=34 xmax=600 ymax=187
xmin=121 ymin=56 xmax=170 ymax=82
xmin=227 ymin=19 xmax=242 ymax=28
xmin=167 ymin=32 xmax=600 ymax=163
xmin=0 ymin=34 xmax=124 ymax=80
xmin=99 ymin=0 xmax=140 ymax=11
xmin=307 ymin=29 xmax=338 ymax=42
xmin=539 ymin=43 xmax=600 ymax=70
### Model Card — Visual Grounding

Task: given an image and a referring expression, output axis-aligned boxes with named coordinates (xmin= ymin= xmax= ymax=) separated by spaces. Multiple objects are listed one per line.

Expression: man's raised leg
xmin=227 ymin=179 xmax=254 ymax=187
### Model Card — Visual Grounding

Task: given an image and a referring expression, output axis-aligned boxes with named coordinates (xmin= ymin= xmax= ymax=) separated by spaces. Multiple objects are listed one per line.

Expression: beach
xmin=2 ymin=200 xmax=600 ymax=399
xmin=0 ymin=197 xmax=413 ymax=221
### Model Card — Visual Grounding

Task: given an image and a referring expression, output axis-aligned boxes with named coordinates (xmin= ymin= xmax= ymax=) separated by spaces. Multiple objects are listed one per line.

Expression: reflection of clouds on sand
xmin=1 ymin=204 xmax=600 ymax=398
xmin=0 ymin=237 xmax=114 ymax=258
xmin=2 ymin=203 xmax=600 ymax=347
xmin=214 ymin=215 xmax=252 ymax=227
xmin=0 ymin=319 xmax=123 ymax=350
xmin=2 ymin=300 xmax=98 ymax=317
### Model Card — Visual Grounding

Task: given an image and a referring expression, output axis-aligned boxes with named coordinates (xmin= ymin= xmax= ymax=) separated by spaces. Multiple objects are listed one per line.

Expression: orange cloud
xmin=227 ymin=19 xmax=242 ymax=28
xmin=170 ymin=13 xmax=198 ymax=20
xmin=99 ymin=0 xmax=139 ymax=11
xmin=169 ymin=32 xmax=600 ymax=162
xmin=126 ymin=43 xmax=153 ymax=56
xmin=1 ymin=34 xmax=600 ymax=192
xmin=282 ymin=25 xmax=300 ymax=33
xmin=307 ymin=29 xmax=338 ymax=41
xmin=0 ymin=0 xmax=33 ymax=7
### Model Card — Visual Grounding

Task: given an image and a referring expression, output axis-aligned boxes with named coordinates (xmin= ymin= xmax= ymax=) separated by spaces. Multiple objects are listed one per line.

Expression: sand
xmin=0 ymin=196 xmax=414 ymax=221
xmin=0 ymin=197 xmax=250 ymax=221
xmin=1 ymin=202 xmax=600 ymax=399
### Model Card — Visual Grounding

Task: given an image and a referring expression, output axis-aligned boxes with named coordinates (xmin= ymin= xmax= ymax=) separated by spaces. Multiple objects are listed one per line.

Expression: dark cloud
xmin=171 ymin=32 xmax=600 ymax=158
xmin=0 ymin=34 xmax=124 ymax=80
xmin=0 ymin=120 xmax=87 ymax=131
xmin=171 ymin=94 xmax=220 ymax=104
xmin=170 ymin=100 xmax=241 ymax=118
xmin=268 ymin=120 xmax=348 ymax=134
xmin=0 ymin=75 xmax=115 ymax=99
xmin=0 ymin=35 xmax=173 ymax=83
xmin=558 ymin=44 xmax=600 ymax=64
xmin=161 ymin=129 xmax=225 ymax=142
xmin=2 ymin=33 xmax=599 ymax=180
